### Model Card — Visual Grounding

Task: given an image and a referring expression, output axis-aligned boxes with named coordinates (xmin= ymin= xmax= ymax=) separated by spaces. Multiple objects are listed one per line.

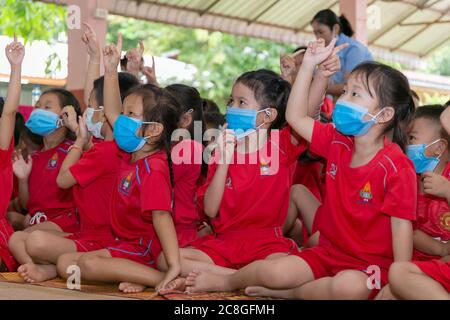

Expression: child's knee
xmin=389 ymin=261 xmax=412 ymax=285
xmin=56 ymin=253 xmax=74 ymax=279
xmin=330 ymin=271 xmax=371 ymax=300
xmin=8 ymin=231 xmax=27 ymax=249
xmin=77 ymin=255 xmax=100 ymax=279
xmin=25 ymin=231 xmax=49 ymax=258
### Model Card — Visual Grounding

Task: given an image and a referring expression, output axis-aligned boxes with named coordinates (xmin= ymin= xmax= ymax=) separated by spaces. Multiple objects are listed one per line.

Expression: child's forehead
xmin=231 ymin=82 xmax=257 ymax=100
xmin=409 ymin=117 xmax=440 ymax=134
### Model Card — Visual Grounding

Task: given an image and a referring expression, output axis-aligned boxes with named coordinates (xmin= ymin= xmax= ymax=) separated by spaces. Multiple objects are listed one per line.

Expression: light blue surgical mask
xmin=225 ymin=106 xmax=271 ymax=140
xmin=332 ymin=100 xmax=384 ymax=137
xmin=113 ymin=115 xmax=158 ymax=153
xmin=85 ymin=106 xmax=104 ymax=139
xmin=25 ymin=109 xmax=62 ymax=136
xmin=406 ymin=139 xmax=443 ymax=174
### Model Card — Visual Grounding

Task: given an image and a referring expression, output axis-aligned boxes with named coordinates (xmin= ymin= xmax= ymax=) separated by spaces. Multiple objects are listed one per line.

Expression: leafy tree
xmin=425 ymin=44 xmax=450 ymax=77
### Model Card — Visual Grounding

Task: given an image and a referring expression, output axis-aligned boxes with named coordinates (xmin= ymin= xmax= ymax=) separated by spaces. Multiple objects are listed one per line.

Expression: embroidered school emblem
xmin=119 ymin=172 xmax=133 ymax=195
xmin=47 ymin=152 xmax=59 ymax=169
xmin=328 ymin=163 xmax=338 ymax=179
xmin=360 ymin=182 xmax=373 ymax=202
xmin=260 ymin=161 xmax=271 ymax=176
xmin=440 ymin=212 xmax=450 ymax=231
xmin=226 ymin=176 xmax=233 ymax=189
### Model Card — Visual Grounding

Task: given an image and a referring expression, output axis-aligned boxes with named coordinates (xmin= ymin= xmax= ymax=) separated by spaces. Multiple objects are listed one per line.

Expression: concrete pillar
xmin=339 ymin=0 xmax=368 ymax=44
xmin=66 ymin=0 xmax=108 ymax=108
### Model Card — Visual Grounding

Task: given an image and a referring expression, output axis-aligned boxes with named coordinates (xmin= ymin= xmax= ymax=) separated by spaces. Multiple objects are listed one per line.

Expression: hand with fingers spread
xmin=143 ymin=56 xmax=158 ymax=86
xmin=280 ymin=49 xmax=305 ymax=84
xmin=5 ymin=33 xmax=25 ymax=67
xmin=317 ymin=52 xmax=342 ymax=78
xmin=61 ymin=105 xmax=79 ymax=133
xmin=103 ymin=34 xmax=123 ymax=73
xmin=422 ymin=171 xmax=450 ymax=201
xmin=82 ymin=22 xmax=101 ymax=62
xmin=217 ymin=124 xmax=236 ymax=165
xmin=13 ymin=150 xmax=33 ymax=181
xmin=303 ymin=38 xmax=348 ymax=68
xmin=126 ymin=40 xmax=144 ymax=76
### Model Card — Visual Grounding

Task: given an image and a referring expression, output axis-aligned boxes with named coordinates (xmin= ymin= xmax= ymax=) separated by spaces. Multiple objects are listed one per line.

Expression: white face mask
xmin=85 ymin=106 xmax=104 ymax=139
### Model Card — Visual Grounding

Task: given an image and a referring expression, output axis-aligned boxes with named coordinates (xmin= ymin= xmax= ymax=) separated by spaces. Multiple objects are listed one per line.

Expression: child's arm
xmin=12 ymin=151 xmax=32 ymax=210
xmin=422 ymin=172 xmax=450 ymax=205
xmin=57 ymin=116 xmax=91 ymax=189
xmin=0 ymin=34 xmax=24 ymax=150
xmin=307 ymin=53 xmax=342 ymax=119
xmin=82 ymin=22 xmax=101 ymax=107
xmin=203 ymin=125 xmax=235 ymax=218
xmin=286 ymin=39 xmax=337 ymax=142
xmin=391 ymin=217 xmax=413 ymax=261
xmin=152 ymin=210 xmax=181 ymax=291
xmin=440 ymin=105 xmax=450 ymax=135
xmin=102 ymin=34 xmax=123 ymax=127
xmin=413 ymin=229 xmax=450 ymax=257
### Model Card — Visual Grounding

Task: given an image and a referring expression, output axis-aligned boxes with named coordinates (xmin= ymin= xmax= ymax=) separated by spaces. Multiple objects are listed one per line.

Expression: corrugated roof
xmin=41 ymin=0 xmax=450 ymax=58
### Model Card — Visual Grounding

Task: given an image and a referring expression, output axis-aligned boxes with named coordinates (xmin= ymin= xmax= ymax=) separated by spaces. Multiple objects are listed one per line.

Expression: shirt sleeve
xmin=141 ymin=168 xmax=172 ymax=220
xmin=69 ymin=142 xmax=117 ymax=188
xmin=381 ymin=167 xmax=418 ymax=221
xmin=278 ymin=126 xmax=308 ymax=165
xmin=309 ymin=121 xmax=336 ymax=159
xmin=344 ymin=46 xmax=369 ymax=74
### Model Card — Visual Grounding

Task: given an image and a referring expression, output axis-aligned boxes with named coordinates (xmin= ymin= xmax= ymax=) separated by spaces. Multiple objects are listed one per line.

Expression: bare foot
xmin=185 ymin=270 xmax=231 ymax=293
xmin=245 ymin=286 xmax=293 ymax=299
xmin=119 ymin=282 xmax=146 ymax=294
xmin=158 ymin=277 xmax=187 ymax=295
xmin=17 ymin=263 xmax=57 ymax=283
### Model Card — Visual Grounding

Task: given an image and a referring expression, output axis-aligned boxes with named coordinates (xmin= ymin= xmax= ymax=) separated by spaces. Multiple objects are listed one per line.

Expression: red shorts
xmin=413 ymin=249 xmax=442 ymax=262
xmin=415 ymin=260 xmax=450 ymax=292
xmin=106 ymin=237 xmax=162 ymax=268
xmin=29 ymin=209 xmax=80 ymax=233
xmin=190 ymin=227 xmax=299 ymax=269
xmin=0 ymin=218 xmax=18 ymax=271
xmin=66 ymin=229 xmax=114 ymax=253
xmin=292 ymin=244 xmax=388 ymax=300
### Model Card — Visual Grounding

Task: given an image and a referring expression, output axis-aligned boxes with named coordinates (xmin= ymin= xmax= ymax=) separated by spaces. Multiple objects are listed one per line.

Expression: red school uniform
xmin=27 ymin=140 xmax=79 ymax=233
xmin=413 ymin=161 xmax=450 ymax=261
xmin=190 ymin=127 xmax=307 ymax=269
xmin=0 ymin=140 xmax=18 ymax=271
xmin=106 ymin=148 xmax=172 ymax=268
xmin=171 ymin=139 xmax=204 ymax=247
xmin=293 ymin=122 xmax=417 ymax=295
xmin=65 ymin=141 xmax=119 ymax=252
xmin=414 ymin=259 xmax=450 ymax=292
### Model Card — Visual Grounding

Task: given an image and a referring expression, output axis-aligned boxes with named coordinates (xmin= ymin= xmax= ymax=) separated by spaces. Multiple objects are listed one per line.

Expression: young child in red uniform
xmin=165 ymin=84 xmax=207 ymax=248
xmin=0 ymin=35 xmax=25 ymax=271
xmin=158 ymin=57 xmax=340 ymax=283
xmin=183 ymin=39 xmax=417 ymax=300
xmin=55 ymin=35 xmax=181 ymax=293
xmin=388 ymin=109 xmax=450 ymax=300
xmin=407 ymin=105 xmax=450 ymax=262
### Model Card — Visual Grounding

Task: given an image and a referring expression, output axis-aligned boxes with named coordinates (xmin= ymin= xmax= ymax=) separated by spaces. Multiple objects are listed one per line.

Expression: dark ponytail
xmin=312 ymin=9 xmax=354 ymax=37
xmin=351 ymin=62 xmax=415 ymax=152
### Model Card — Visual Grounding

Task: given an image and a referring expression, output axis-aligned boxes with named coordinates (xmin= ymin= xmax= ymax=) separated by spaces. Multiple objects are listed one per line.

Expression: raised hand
xmin=81 ymin=22 xmax=100 ymax=61
xmin=103 ymin=33 xmax=123 ymax=73
xmin=75 ymin=115 xmax=92 ymax=150
xmin=317 ymin=52 xmax=341 ymax=78
xmin=13 ymin=150 xmax=32 ymax=180
xmin=143 ymin=56 xmax=158 ymax=86
xmin=126 ymin=40 xmax=144 ymax=75
xmin=217 ymin=124 xmax=236 ymax=165
xmin=280 ymin=54 xmax=296 ymax=84
xmin=5 ymin=33 xmax=25 ymax=67
xmin=61 ymin=105 xmax=79 ymax=133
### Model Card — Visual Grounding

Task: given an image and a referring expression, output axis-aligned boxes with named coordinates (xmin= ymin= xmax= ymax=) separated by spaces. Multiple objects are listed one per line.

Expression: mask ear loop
xmin=368 ymin=108 xmax=385 ymax=123
xmin=141 ymin=121 xmax=161 ymax=140
xmin=425 ymin=139 xmax=445 ymax=161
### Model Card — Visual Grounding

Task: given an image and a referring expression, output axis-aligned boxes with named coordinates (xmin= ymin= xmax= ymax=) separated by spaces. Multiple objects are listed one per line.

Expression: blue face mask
xmin=406 ymin=140 xmax=443 ymax=174
xmin=332 ymin=100 xmax=384 ymax=137
xmin=25 ymin=108 xmax=62 ymax=136
xmin=113 ymin=115 xmax=158 ymax=153
xmin=225 ymin=106 xmax=270 ymax=140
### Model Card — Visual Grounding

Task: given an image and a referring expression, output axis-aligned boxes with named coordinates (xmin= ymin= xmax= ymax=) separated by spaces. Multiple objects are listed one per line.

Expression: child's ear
xmin=435 ymin=139 xmax=448 ymax=157
xmin=144 ymin=123 xmax=164 ymax=140
xmin=263 ymin=108 xmax=278 ymax=124
xmin=378 ymin=107 xmax=395 ymax=124
xmin=179 ymin=112 xmax=193 ymax=129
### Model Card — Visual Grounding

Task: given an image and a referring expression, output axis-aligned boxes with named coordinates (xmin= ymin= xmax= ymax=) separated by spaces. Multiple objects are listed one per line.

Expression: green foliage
xmin=425 ymin=44 xmax=450 ymax=77
xmin=421 ymin=92 xmax=450 ymax=106
xmin=107 ymin=16 xmax=296 ymax=107
xmin=0 ymin=0 xmax=66 ymax=44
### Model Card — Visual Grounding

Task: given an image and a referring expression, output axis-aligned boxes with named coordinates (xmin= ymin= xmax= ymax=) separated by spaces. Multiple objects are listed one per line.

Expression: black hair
xmin=125 ymin=83 xmax=162 ymax=116
xmin=143 ymin=90 xmax=181 ymax=188
xmin=165 ymin=84 xmax=207 ymax=176
xmin=14 ymin=113 xmax=25 ymax=147
xmin=204 ymin=111 xmax=225 ymax=129
xmin=312 ymin=9 xmax=354 ymax=37
xmin=93 ymin=72 xmax=140 ymax=106
xmin=350 ymin=62 xmax=415 ymax=152
xmin=293 ymin=46 xmax=307 ymax=54
xmin=202 ymin=98 xmax=220 ymax=113
xmin=235 ymin=69 xmax=291 ymax=130
xmin=41 ymin=88 xmax=82 ymax=141
xmin=444 ymin=100 xmax=450 ymax=108
xmin=20 ymin=126 xmax=43 ymax=148
xmin=0 ymin=97 xmax=4 ymax=112
xmin=414 ymin=105 xmax=450 ymax=148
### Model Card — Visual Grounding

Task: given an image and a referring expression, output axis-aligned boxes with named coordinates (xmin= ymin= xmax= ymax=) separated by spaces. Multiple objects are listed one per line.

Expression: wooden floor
xmin=0 ymin=282 xmax=134 ymax=300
